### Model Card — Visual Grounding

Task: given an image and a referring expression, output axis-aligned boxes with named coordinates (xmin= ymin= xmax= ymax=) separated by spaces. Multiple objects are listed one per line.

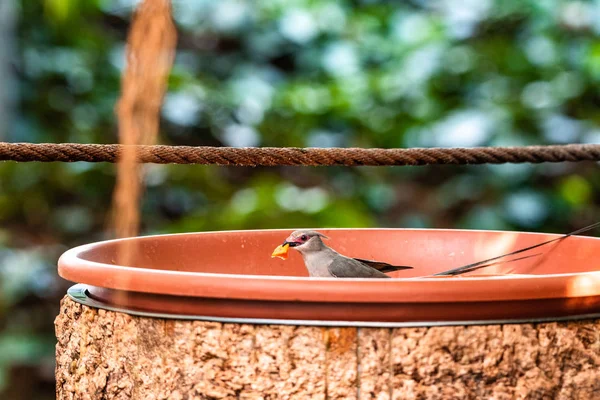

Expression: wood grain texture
xmin=56 ymin=297 xmax=600 ymax=399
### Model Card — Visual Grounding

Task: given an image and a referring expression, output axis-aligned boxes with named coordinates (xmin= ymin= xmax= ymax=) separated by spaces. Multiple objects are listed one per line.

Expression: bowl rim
xmin=58 ymin=227 xmax=600 ymax=303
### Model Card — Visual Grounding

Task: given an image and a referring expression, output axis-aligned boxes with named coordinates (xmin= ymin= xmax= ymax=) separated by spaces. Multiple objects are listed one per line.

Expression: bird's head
xmin=271 ymin=230 xmax=329 ymax=259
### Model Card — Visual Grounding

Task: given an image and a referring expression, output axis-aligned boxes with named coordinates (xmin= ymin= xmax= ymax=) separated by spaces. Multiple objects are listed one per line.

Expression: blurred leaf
xmin=44 ymin=0 xmax=77 ymax=23
xmin=559 ymin=175 xmax=592 ymax=206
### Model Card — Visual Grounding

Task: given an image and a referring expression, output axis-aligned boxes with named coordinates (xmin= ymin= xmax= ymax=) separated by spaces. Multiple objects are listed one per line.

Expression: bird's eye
xmin=300 ymin=235 xmax=308 ymax=241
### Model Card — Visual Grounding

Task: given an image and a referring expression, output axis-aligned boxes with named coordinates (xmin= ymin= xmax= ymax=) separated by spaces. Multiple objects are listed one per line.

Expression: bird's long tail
xmin=433 ymin=221 xmax=600 ymax=276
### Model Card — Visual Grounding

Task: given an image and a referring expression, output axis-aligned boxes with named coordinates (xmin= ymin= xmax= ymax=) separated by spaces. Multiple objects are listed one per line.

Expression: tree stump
xmin=55 ymin=296 xmax=600 ymax=399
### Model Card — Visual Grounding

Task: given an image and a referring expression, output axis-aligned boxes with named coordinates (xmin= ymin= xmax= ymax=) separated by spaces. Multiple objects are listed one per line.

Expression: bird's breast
xmin=302 ymin=253 xmax=334 ymax=277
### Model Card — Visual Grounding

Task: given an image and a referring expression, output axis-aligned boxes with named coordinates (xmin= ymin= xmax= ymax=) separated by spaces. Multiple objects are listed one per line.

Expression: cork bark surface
xmin=56 ymin=297 xmax=600 ymax=399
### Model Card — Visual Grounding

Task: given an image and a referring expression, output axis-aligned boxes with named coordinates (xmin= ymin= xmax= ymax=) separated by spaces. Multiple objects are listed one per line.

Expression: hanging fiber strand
xmin=110 ymin=0 xmax=176 ymax=265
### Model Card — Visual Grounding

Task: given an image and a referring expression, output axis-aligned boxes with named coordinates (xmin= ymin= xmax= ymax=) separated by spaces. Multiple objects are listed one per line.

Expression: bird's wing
xmin=352 ymin=258 xmax=412 ymax=273
xmin=328 ymin=255 xmax=391 ymax=278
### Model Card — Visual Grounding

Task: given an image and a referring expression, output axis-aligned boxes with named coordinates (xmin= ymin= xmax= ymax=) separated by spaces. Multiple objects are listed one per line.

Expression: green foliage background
xmin=2 ymin=0 xmax=600 ymax=397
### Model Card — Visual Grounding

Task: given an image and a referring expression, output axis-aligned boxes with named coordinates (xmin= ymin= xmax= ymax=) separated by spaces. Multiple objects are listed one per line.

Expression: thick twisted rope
xmin=1 ymin=142 xmax=600 ymax=167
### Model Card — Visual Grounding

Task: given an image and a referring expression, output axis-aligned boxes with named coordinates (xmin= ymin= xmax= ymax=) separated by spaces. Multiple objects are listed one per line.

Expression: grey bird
xmin=271 ymin=229 xmax=412 ymax=278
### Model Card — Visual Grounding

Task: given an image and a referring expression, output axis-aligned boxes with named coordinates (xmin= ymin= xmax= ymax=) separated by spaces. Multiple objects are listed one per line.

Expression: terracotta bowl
xmin=58 ymin=228 xmax=600 ymax=325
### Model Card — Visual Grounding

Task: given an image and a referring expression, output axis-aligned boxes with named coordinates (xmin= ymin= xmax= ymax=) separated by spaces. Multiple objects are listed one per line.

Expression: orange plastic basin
xmin=58 ymin=228 xmax=600 ymax=324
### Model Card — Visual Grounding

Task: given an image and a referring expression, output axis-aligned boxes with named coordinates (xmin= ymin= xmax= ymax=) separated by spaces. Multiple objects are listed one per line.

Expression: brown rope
xmin=1 ymin=143 xmax=599 ymax=166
